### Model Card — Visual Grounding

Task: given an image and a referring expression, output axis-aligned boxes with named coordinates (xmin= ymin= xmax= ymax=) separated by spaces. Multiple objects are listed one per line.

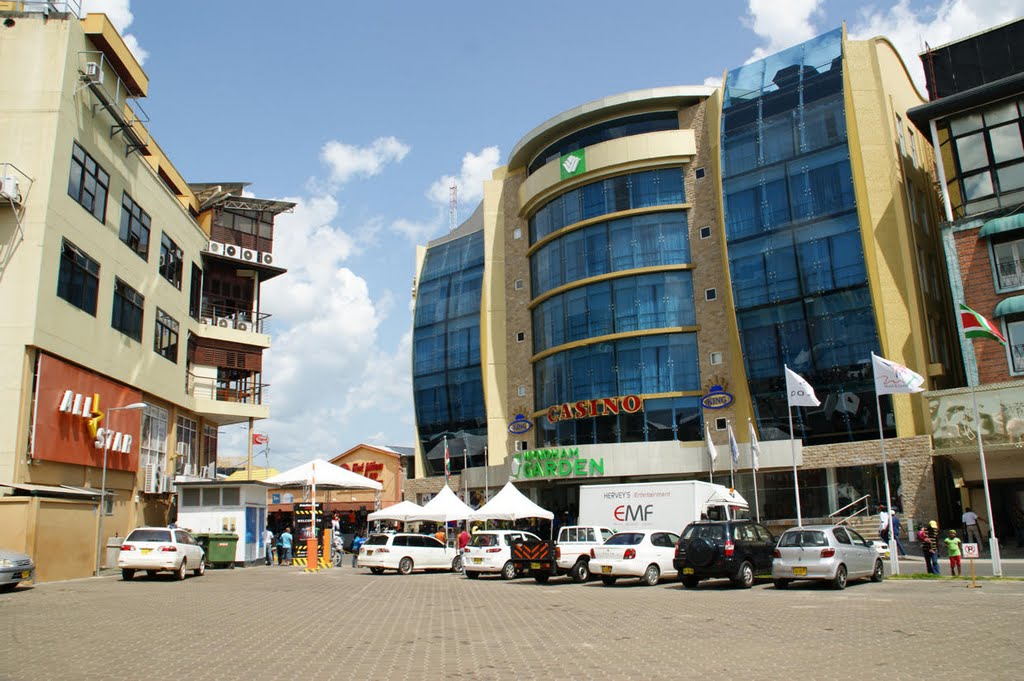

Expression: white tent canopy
xmin=263 ymin=458 xmax=382 ymax=491
xmin=366 ymin=500 xmax=425 ymax=522
xmin=469 ymin=481 xmax=554 ymax=521
xmin=406 ymin=486 xmax=474 ymax=522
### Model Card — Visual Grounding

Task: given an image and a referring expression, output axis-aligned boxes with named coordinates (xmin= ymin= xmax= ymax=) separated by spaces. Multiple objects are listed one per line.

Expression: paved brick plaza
xmin=1 ymin=565 xmax=1021 ymax=681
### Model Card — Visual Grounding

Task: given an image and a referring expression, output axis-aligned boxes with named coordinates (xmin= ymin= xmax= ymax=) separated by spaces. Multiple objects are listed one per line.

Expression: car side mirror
xmin=866 ymin=540 xmax=874 ymax=546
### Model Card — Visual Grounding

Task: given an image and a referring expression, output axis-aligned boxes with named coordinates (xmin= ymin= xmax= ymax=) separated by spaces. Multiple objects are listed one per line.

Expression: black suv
xmin=674 ymin=520 xmax=776 ymax=589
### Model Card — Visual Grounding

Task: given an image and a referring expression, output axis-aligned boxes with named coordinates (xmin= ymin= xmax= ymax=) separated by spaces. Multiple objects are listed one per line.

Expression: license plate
xmin=141 ymin=549 xmax=152 ymax=555
xmin=18 ymin=571 xmax=30 ymax=579
xmin=793 ymin=567 xmax=807 ymax=576
xmin=530 ymin=562 xmax=542 ymax=570
xmin=683 ymin=567 xmax=694 ymax=575
xmin=366 ymin=550 xmax=373 ymax=555
xmin=601 ymin=565 xmax=612 ymax=574
xmin=473 ymin=558 xmax=483 ymax=564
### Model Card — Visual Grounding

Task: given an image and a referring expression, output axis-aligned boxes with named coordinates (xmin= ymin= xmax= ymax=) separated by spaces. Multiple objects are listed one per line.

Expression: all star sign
xmin=58 ymin=391 xmax=133 ymax=453
xmin=560 ymin=149 xmax=586 ymax=179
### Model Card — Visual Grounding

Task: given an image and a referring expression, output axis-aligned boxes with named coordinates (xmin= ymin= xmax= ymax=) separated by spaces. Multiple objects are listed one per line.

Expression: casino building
xmin=412 ymin=27 xmax=961 ymax=528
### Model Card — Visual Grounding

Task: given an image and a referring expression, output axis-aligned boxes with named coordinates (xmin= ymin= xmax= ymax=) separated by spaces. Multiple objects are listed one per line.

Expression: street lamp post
xmin=95 ymin=402 xmax=147 ymax=577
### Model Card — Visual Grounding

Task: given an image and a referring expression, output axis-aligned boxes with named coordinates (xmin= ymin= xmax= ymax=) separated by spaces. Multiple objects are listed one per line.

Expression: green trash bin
xmin=205 ymin=533 xmax=238 ymax=569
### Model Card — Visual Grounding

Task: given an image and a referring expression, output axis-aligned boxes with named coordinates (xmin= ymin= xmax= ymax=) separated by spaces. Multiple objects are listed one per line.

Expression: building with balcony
xmin=909 ymin=18 xmax=1024 ymax=537
xmin=412 ymin=27 xmax=958 ymax=528
xmin=0 ymin=4 xmax=290 ymax=581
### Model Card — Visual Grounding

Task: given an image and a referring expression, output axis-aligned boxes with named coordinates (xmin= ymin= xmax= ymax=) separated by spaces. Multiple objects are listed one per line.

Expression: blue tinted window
xmin=529 ymin=168 xmax=685 ymax=244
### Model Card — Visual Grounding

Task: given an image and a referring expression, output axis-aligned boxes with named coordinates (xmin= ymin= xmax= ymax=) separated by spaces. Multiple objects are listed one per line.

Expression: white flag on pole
xmin=748 ymin=420 xmax=761 ymax=471
xmin=705 ymin=423 xmax=717 ymax=462
xmin=728 ymin=423 xmax=740 ymax=465
xmin=871 ymin=353 xmax=925 ymax=395
xmin=785 ymin=366 xmax=821 ymax=407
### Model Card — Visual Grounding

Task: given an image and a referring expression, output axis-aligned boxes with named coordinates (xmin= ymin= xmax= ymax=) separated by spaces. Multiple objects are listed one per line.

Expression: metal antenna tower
xmin=449 ymin=184 xmax=457 ymax=232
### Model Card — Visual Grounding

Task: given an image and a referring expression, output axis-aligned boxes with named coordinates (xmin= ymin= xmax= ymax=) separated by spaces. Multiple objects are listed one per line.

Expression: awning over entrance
xmin=0 ymin=482 xmax=106 ymax=498
xmin=993 ymin=295 xmax=1024 ymax=317
xmin=978 ymin=213 xmax=1024 ymax=239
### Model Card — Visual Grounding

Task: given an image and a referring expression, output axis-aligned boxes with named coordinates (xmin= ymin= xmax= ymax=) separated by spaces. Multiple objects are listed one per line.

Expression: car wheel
xmin=500 ymin=561 xmax=516 ymax=580
xmin=871 ymin=559 xmax=884 ymax=583
xmin=773 ymin=579 xmax=790 ymax=590
xmin=369 ymin=567 xmax=385 ymax=575
xmin=465 ymin=569 xmax=480 ymax=579
xmin=0 ymin=583 xmax=16 ymax=593
xmin=176 ymin=559 xmax=187 ymax=581
xmin=570 ymin=560 xmax=590 ymax=583
xmin=451 ymin=555 xmax=463 ymax=572
xmin=601 ymin=576 xmax=617 ymax=586
xmin=681 ymin=575 xmax=700 ymax=589
xmin=193 ymin=557 xmax=206 ymax=577
xmin=732 ymin=561 xmax=755 ymax=589
xmin=121 ymin=569 xmax=135 ymax=581
xmin=641 ymin=564 xmax=660 ymax=586
xmin=533 ymin=572 xmax=550 ymax=584
xmin=831 ymin=564 xmax=848 ymax=590
xmin=398 ymin=557 xmax=414 ymax=575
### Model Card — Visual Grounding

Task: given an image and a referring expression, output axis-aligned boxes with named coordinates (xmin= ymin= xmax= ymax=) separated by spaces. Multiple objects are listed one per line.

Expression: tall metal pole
xmin=246 ymin=417 xmax=254 ymax=481
xmin=788 ymin=405 xmax=803 ymax=527
xmin=95 ymin=402 xmax=146 ymax=577
xmin=749 ymin=419 xmax=761 ymax=523
xmin=873 ymin=389 xmax=900 ymax=576
xmin=969 ymin=382 xmax=1002 ymax=576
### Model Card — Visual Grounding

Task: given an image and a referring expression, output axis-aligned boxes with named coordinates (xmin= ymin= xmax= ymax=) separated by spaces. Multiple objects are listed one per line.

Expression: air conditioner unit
xmin=260 ymin=252 xmax=274 ymax=266
xmin=0 ymin=176 xmax=20 ymax=203
xmin=216 ymin=317 xmax=231 ymax=328
xmin=223 ymin=244 xmax=240 ymax=259
xmin=240 ymin=248 xmax=257 ymax=262
xmin=143 ymin=464 xmax=157 ymax=493
xmin=160 ymin=475 xmax=174 ymax=494
xmin=235 ymin=321 xmax=250 ymax=332
xmin=207 ymin=241 xmax=224 ymax=256
xmin=84 ymin=61 xmax=103 ymax=83
xmin=200 ymin=317 xmax=214 ymax=325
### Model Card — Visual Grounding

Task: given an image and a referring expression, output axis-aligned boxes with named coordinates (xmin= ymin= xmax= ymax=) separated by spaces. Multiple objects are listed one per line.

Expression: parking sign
xmin=963 ymin=543 xmax=980 ymax=559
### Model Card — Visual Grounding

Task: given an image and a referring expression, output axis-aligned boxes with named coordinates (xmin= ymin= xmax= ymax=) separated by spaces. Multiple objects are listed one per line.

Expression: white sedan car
xmin=590 ymin=530 xmax=680 ymax=586
xmin=358 ymin=533 xmax=462 ymax=574
xmin=463 ymin=530 xmax=542 ymax=579
xmin=117 ymin=527 xmax=206 ymax=581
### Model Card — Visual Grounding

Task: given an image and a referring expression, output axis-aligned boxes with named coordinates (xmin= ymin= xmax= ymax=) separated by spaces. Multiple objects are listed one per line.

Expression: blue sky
xmin=83 ymin=0 xmax=1023 ymax=471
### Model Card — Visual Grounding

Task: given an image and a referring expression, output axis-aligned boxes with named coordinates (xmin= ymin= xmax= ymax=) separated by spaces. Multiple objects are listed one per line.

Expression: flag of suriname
xmin=960 ymin=303 xmax=1006 ymax=346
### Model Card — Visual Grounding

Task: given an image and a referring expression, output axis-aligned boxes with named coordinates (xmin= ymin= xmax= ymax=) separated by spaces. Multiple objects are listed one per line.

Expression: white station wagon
xmin=358 ymin=533 xmax=462 ymax=575
xmin=117 ymin=527 xmax=206 ymax=581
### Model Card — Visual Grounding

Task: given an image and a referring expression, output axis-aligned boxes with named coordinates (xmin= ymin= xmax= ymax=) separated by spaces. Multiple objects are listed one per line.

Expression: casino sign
xmin=546 ymin=394 xmax=644 ymax=423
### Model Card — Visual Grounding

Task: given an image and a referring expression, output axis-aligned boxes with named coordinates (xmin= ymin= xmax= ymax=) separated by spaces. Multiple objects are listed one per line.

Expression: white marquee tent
xmin=406 ymin=485 xmax=474 ymax=522
xmin=469 ymin=481 xmax=554 ymax=522
xmin=366 ymin=500 xmax=425 ymax=522
xmin=263 ymin=458 xmax=383 ymax=491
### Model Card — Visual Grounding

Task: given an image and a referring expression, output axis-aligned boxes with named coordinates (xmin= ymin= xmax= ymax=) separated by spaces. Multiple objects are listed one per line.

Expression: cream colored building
xmin=0 ymin=5 xmax=289 ymax=581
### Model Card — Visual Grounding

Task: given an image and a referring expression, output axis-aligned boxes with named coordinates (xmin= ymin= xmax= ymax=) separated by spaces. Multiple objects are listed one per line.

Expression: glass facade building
xmin=412 ymin=230 xmax=486 ymax=476
xmin=721 ymin=28 xmax=894 ymax=445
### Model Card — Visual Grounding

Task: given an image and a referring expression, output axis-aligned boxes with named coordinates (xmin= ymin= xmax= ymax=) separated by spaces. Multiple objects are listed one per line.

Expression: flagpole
xmin=728 ymin=421 xmax=734 ymax=489
xmin=969 ymin=369 xmax=1003 ymax=576
xmin=785 ymin=364 xmax=803 ymax=527
xmin=871 ymin=353 xmax=899 ymax=576
xmin=706 ymin=421 xmax=713 ymax=483
xmin=749 ymin=418 xmax=761 ymax=523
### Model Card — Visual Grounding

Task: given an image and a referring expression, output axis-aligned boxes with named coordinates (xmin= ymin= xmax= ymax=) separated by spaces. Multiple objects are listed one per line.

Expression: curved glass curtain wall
xmin=532 ymin=271 xmax=695 ymax=354
xmin=529 ymin=167 xmax=685 ymax=244
xmin=412 ymin=231 xmax=487 ymax=475
xmin=527 ymin=111 xmax=679 ymax=175
xmin=721 ymin=28 xmax=893 ymax=445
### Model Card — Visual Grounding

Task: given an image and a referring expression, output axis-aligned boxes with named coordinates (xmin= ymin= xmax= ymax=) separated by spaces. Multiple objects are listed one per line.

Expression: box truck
xmin=577 ymin=481 xmax=749 ymax=533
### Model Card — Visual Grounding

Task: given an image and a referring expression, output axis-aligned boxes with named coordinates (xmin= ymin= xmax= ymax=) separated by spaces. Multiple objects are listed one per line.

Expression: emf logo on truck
xmin=613 ymin=504 xmax=654 ymax=522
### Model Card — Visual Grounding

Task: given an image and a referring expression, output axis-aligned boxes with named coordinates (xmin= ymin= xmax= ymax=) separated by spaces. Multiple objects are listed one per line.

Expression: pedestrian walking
xmin=890 ymin=513 xmax=908 ymax=557
xmin=962 ymin=508 xmax=985 ymax=550
xmin=943 ymin=530 xmax=963 ymax=577
xmin=878 ymin=506 xmax=891 ymax=542
xmin=924 ymin=520 xmax=941 ymax=575
xmin=351 ymin=532 xmax=366 ymax=567
xmin=280 ymin=526 xmax=293 ymax=566
xmin=264 ymin=526 xmax=274 ymax=566
xmin=458 ymin=527 xmax=470 ymax=573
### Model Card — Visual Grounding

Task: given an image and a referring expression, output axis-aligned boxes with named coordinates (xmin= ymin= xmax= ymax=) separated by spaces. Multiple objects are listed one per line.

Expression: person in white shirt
xmin=962 ymin=508 xmax=984 ymax=549
xmin=264 ymin=527 xmax=275 ymax=566
xmin=878 ymin=506 xmax=891 ymax=542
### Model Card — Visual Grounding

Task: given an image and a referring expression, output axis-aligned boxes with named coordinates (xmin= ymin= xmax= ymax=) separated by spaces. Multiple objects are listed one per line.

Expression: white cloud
xmin=848 ymin=0 xmax=1024 ymax=94
xmin=392 ymin=217 xmax=441 ymax=243
xmin=321 ymin=137 xmax=410 ymax=186
xmin=80 ymin=0 xmax=148 ymax=64
xmin=426 ymin=146 xmax=501 ymax=207
xmin=703 ymin=75 xmax=723 ymax=87
xmin=743 ymin=0 xmax=824 ymax=63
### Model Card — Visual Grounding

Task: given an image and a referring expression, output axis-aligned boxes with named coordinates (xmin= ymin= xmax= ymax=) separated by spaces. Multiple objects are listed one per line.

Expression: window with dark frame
xmin=112 ymin=277 xmax=144 ymax=341
xmin=154 ymin=307 xmax=179 ymax=363
xmin=118 ymin=192 xmax=151 ymax=260
xmin=948 ymin=98 xmax=1024 ymax=216
xmin=189 ymin=263 xmax=203 ymax=319
xmin=56 ymin=239 xmax=100 ymax=315
xmin=159 ymin=232 xmax=183 ymax=289
xmin=67 ymin=142 xmax=109 ymax=223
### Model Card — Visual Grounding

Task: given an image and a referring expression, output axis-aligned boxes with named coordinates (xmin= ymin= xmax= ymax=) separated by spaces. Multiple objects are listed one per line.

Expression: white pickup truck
xmin=510 ymin=525 xmax=614 ymax=583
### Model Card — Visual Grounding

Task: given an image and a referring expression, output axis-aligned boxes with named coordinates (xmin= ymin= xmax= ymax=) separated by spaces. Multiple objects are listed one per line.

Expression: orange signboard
xmin=33 ymin=353 xmax=142 ymax=472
